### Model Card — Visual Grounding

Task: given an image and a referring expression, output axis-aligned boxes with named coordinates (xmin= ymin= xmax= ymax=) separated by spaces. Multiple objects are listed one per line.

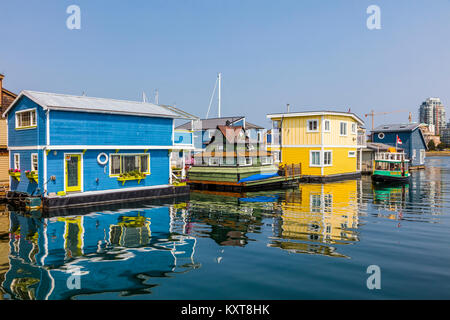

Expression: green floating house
xmin=188 ymin=124 xmax=300 ymax=191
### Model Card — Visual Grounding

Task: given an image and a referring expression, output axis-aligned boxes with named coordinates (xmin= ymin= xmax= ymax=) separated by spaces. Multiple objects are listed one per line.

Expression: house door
xmin=65 ymin=154 xmax=82 ymax=192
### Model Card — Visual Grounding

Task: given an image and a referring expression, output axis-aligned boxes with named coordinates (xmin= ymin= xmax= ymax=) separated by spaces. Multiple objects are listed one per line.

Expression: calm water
xmin=0 ymin=157 xmax=449 ymax=300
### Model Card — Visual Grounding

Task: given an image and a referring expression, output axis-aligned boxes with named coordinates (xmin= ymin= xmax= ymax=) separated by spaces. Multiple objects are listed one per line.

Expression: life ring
xmin=97 ymin=153 xmax=108 ymax=165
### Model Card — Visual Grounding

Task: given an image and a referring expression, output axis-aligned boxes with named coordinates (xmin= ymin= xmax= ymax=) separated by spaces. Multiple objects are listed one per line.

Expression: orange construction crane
xmin=365 ymin=109 xmax=412 ymax=131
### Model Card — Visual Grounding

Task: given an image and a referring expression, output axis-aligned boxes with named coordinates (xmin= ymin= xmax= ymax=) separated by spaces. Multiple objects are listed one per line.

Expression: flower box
xmin=117 ymin=172 xmax=148 ymax=185
xmin=8 ymin=169 xmax=21 ymax=181
xmin=25 ymin=171 xmax=39 ymax=183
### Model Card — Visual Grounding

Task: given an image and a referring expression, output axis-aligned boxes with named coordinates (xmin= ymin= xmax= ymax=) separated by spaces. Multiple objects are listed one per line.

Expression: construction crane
xmin=365 ymin=109 xmax=412 ymax=131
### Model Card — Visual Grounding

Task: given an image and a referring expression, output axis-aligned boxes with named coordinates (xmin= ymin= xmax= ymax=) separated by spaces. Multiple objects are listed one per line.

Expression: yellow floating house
xmin=267 ymin=111 xmax=366 ymax=182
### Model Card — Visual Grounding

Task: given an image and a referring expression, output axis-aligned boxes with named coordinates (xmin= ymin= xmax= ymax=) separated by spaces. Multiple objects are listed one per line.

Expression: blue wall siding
xmin=373 ymin=129 xmax=426 ymax=166
xmin=49 ymin=111 xmax=173 ymax=146
xmin=7 ymin=96 xmax=46 ymax=147
xmin=46 ymin=149 xmax=169 ymax=194
xmin=9 ymin=150 xmax=43 ymax=194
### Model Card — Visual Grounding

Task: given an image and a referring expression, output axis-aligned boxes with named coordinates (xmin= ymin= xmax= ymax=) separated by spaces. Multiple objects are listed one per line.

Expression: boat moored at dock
xmin=371 ymin=151 xmax=411 ymax=184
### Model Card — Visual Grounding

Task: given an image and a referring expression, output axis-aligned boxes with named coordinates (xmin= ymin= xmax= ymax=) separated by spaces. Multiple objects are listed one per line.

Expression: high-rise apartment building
xmin=419 ymin=98 xmax=447 ymax=135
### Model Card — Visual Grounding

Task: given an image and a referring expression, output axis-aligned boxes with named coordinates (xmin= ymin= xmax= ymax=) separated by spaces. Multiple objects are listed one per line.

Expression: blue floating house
xmin=2 ymin=91 xmax=196 ymax=209
xmin=371 ymin=123 xmax=428 ymax=167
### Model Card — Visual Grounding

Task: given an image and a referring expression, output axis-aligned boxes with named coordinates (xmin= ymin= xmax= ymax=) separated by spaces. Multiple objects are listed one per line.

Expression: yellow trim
xmin=108 ymin=153 xmax=151 ymax=177
xmin=15 ymin=125 xmax=37 ymax=130
xmin=65 ymin=154 xmax=82 ymax=192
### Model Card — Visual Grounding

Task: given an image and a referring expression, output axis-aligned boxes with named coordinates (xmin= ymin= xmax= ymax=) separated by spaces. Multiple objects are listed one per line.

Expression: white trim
xmin=309 ymin=150 xmax=321 ymax=167
xmin=339 ymin=121 xmax=348 ymax=136
xmin=321 ymin=115 xmax=324 ymax=175
xmin=46 ymin=110 xmax=50 ymax=145
xmin=43 ymin=150 xmax=48 ymax=195
xmin=15 ymin=108 xmax=37 ymax=129
xmin=63 ymin=153 xmax=84 ymax=194
xmin=351 ymin=122 xmax=357 ymax=135
xmin=31 ymin=153 xmax=39 ymax=172
xmin=13 ymin=153 xmax=20 ymax=170
xmin=8 ymin=145 xmax=194 ymax=151
xmin=323 ymin=119 xmax=331 ymax=133
xmin=267 ymin=111 xmax=365 ymax=125
xmin=306 ymin=119 xmax=319 ymax=133
xmin=323 ymin=150 xmax=333 ymax=166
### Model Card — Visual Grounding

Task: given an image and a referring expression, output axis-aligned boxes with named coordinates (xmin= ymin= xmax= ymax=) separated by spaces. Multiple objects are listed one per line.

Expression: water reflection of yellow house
xmin=272 ymin=180 xmax=359 ymax=257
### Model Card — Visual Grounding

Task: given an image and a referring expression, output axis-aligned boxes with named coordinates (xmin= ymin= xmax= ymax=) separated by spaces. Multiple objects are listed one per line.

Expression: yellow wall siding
xmin=323 ymin=115 xmax=358 ymax=146
xmin=281 ymin=147 xmax=322 ymax=176
xmin=0 ymin=119 xmax=7 ymax=147
xmin=323 ymin=147 xmax=357 ymax=175
xmin=282 ymin=116 xmax=321 ymax=146
xmin=0 ymin=154 xmax=9 ymax=183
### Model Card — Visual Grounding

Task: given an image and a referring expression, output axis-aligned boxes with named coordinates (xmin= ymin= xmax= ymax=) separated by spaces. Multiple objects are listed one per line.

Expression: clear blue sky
xmin=1 ymin=0 xmax=449 ymax=129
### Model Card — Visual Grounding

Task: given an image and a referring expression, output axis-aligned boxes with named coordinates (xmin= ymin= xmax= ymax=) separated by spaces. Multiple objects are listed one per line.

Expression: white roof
xmin=267 ymin=110 xmax=365 ymax=125
xmin=2 ymin=90 xmax=193 ymax=119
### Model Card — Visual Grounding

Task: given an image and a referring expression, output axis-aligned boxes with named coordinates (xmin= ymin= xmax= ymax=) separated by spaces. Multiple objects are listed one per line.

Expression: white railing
xmin=375 ymin=152 xmax=407 ymax=162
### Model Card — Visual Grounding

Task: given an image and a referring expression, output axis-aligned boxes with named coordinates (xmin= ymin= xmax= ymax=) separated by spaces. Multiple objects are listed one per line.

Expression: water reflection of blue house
xmin=3 ymin=206 xmax=197 ymax=300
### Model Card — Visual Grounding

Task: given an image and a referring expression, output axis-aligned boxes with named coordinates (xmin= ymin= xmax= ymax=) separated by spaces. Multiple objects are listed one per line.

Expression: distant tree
xmin=428 ymin=140 xmax=436 ymax=151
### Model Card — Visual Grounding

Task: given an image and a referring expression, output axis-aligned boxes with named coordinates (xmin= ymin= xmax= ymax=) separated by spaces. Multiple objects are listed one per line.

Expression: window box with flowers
xmin=8 ymin=169 xmax=21 ymax=181
xmin=117 ymin=170 xmax=148 ymax=185
xmin=25 ymin=170 xmax=39 ymax=183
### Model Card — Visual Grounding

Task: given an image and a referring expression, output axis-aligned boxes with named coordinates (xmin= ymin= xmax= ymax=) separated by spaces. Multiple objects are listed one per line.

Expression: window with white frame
xmin=110 ymin=153 xmax=150 ymax=175
xmin=238 ymin=157 xmax=252 ymax=166
xmin=310 ymin=151 xmax=321 ymax=166
xmin=323 ymin=120 xmax=330 ymax=132
xmin=261 ymin=156 xmax=273 ymax=165
xmin=273 ymin=151 xmax=280 ymax=163
xmin=323 ymin=151 xmax=332 ymax=166
xmin=14 ymin=154 xmax=20 ymax=170
xmin=15 ymin=109 xmax=37 ymax=129
xmin=307 ymin=120 xmax=319 ymax=132
xmin=340 ymin=122 xmax=348 ymax=136
xmin=31 ymin=153 xmax=38 ymax=172
xmin=351 ymin=123 xmax=357 ymax=134
xmin=348 ymin=151 xmax=356 ymax=158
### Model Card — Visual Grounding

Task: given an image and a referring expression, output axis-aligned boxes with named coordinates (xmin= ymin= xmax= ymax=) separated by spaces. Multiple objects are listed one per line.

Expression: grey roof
xmin=3 ymin=90 xmax=195 ymax=119
xmin=176 ymin=116 xmax=264 ymax=130
xmin=364 ymin=142 xmax=403 ymax=151
xmin=372 ymin=123 xmax=420 ymax=133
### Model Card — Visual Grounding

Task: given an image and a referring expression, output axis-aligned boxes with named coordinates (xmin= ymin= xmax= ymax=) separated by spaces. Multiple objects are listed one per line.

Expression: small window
xmin=310 ymin=151 xmax=321 ymax=166
xmin=351 ymin=123 xmax=357 ymax=134
xmin=14 ymin=154 xmax=20 ymax=170
xmin=15 ymin=109 xmax=37 ymax=129
xmin=323 ymin=151 xmax=332 ymax=166
xmin=238 ymin=157 xmax=252 ymax=166
xmin=109 ymin=153 xmax=150 ymax=176
xmin=348 ymin=151 xmax=356 ymax=158
xmin=31 ymin=153 xmax=39 ymax=172
xmin=273 ymin=120 xmax=281 ymax=129
xmin=340 ymin=122 xmax=348 ymax=136
xmin=323 ymin=120 xmax=330 ymax=132
xmin=378 ymin=132 xmax=385 ymax=140
xmin=307 ymin=120 xmax=319 ymax=132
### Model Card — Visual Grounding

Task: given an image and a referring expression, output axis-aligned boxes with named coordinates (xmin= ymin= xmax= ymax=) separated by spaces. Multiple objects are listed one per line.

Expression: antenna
xmin=218 ymin=72 xmax=222 ymax=118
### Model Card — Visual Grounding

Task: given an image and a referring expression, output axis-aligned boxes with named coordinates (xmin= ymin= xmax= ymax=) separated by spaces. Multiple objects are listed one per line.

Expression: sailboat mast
xmin=218 ymin=72 xmax=222 ymax=117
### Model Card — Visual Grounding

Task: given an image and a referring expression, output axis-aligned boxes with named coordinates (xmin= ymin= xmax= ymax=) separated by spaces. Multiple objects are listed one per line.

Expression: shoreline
xmin=426 ymin=151 xmax=450 ymax=156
